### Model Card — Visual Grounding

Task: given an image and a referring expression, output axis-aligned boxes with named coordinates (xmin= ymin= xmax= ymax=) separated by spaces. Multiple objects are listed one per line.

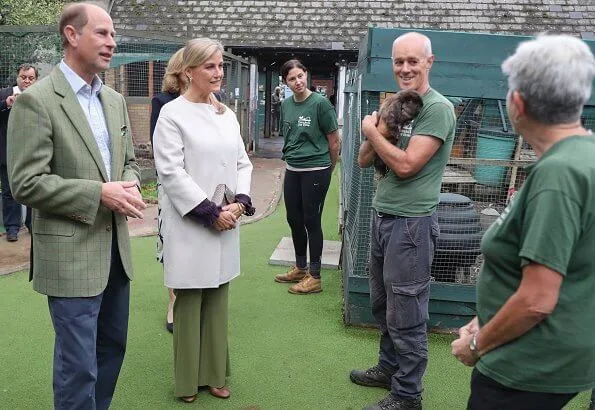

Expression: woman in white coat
xmin=153 ymin=37 xmax=254 ymax=403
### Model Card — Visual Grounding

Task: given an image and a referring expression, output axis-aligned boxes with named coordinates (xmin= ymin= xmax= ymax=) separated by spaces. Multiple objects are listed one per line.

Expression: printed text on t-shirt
xmin=298 ymin=116 xmax=311 ymax=127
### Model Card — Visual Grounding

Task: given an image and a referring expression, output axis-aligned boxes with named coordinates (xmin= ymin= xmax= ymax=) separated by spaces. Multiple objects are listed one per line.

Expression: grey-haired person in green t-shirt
xmin=273 ymin=59 xmax=340 ymax=295
xmin=451 ymin=35 xmax=595 ymax=410
xmin=350 ymin=32 xmax=456 ymax=410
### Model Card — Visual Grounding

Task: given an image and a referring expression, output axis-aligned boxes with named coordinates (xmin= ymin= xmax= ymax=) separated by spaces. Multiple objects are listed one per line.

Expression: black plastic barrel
xmin=432 ymin=193 xmax=482 ymax=282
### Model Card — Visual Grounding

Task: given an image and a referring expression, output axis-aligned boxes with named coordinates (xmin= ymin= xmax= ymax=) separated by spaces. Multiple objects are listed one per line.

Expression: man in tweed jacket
xmin=7 ymin=3 xmax=146 ymax=409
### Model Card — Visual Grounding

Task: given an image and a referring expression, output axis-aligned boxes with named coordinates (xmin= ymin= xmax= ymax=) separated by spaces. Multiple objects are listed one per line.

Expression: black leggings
xmin=283 ymin=167 xmax=332 ymax=274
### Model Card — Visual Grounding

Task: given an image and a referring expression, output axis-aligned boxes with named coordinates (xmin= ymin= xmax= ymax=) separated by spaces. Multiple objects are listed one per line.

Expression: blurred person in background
xmin=271 ymin=85 xmax=282 ymax=136
xmin=149 ymin=47 xmax=186 ymax=334
xmin=0 ymin=63 xmax=37 ymax=241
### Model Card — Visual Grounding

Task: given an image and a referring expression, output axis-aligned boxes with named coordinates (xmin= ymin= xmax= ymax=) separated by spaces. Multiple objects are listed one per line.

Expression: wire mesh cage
xmin=434 ymin=97 xmax=528 ymax=284
xmin=342 ymin=85 xmax=379 ymax=281
xmin=0 ymin=27 xmax=62 ymax=88
xmin=344 ymin=84 xmax=595 ymax=290
xmin=0 ymin=27 xmax=253 ymax=168
xmin=341 ymin=87 xmax=548 ymax=287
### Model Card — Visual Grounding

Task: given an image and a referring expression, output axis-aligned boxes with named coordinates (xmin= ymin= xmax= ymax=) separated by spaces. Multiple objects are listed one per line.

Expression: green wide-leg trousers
xmin=173 ymin=283 xmax=230 ymax=397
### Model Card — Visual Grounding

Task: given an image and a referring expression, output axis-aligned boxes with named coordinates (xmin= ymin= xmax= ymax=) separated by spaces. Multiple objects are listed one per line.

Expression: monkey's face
xmin=395 ymin=90 xmax=423 ymax=122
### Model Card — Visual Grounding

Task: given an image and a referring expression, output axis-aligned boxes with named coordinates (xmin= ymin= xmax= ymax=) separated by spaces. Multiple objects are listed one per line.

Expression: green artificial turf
xmin=0 ymin=169 xmax=590 ymax=409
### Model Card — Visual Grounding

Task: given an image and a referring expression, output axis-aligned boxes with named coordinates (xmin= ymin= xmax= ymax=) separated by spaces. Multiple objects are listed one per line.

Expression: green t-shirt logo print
xmin=280 ymin=92 xmax=338 ymax=168
xmin=297 ymin=116 xmax=311 ymax=127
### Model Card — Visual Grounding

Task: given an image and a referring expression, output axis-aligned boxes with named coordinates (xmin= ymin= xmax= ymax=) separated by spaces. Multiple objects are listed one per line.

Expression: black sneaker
xmin=6 ymin=231 xmax=18 ymax=242
xmin=363 ymin=394 xmax=422 ymax=410
xmin=350 ymin=364 xmax=391 ymax=389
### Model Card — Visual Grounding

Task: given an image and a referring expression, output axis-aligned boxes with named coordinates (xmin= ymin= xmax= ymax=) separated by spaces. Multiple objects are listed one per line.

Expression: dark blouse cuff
xmin=187 ymin=199 xmax=221 ymax=227
xmin=235 ymin=194 xmax=255 ymax=216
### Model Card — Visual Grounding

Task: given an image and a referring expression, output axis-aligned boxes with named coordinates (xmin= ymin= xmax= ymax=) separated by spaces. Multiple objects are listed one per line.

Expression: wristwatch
xmin=469 ymin=333 xmax=479 ymax=357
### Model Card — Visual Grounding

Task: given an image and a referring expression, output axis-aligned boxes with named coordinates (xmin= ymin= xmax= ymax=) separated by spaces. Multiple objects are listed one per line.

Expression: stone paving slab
xmin=268 ymin=236 xmax=341 ymax=270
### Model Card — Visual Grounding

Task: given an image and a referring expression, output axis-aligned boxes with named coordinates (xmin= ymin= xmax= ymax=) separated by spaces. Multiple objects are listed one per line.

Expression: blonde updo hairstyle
xmin=183 ymin=37 xmax=226 ymax=115
xmin=161 ymin=47 xmax=186 ymax=94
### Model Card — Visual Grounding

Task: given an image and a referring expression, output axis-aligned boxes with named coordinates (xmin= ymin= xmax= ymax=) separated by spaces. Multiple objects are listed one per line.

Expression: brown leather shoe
xmin=288 ymin=274 xmax=322 ymax=294
xmin=274 ymin=266 xmax=308 ymax=283
xmin=180 ymin=395 xmax=196 ymax=403
xmin=209 ymin=386 xmax=230 ymax=399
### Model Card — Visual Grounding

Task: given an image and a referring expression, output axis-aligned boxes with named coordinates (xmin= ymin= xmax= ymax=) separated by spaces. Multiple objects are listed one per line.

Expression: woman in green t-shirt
xmin=451 ymin=34 xmax=595 ymax=410
xmin=273 ymin=59 xmax=340 ymax=294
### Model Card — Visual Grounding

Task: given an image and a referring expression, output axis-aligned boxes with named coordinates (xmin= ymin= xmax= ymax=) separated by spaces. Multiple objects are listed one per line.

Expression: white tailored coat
xmin=153 ymin=96 xmax=253 ymax=289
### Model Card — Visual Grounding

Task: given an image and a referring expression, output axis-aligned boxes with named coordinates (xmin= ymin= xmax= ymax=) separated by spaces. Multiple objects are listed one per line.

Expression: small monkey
xmin=373 ymin=90 xmax=423 ymax=176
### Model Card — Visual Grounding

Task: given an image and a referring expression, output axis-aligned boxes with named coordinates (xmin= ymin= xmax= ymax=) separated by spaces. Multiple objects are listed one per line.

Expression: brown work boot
xmin=274 ymin=266 xmax=308 ymax=283
xmin=288 ymin=274 xmax=322 ymax=294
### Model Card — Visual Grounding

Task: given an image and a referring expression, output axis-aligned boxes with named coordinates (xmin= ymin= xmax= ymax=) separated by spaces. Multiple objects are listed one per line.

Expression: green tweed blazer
xmin=7 ymin=67 xmax=140 ymax=297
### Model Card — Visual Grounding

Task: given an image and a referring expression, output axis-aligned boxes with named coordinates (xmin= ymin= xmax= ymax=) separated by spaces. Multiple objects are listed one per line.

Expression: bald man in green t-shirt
xmin=350 ymin=32 xmax=456 ymax=410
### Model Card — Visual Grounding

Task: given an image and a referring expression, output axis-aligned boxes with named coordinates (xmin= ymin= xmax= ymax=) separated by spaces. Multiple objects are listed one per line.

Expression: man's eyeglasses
xmin=19 ymin=75 xmax=36 ymax=82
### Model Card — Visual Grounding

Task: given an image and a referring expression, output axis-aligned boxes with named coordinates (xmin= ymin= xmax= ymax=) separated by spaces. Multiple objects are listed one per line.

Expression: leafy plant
xmin=0 ymin=0 xmax=65 ymax=25
xmin=0 ymin=0 xmax=65 ymax=86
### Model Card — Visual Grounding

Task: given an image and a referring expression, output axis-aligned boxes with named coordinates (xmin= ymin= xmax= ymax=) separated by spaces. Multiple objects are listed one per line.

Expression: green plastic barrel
xmin=473 ymin=130 xmax=516 ymax=187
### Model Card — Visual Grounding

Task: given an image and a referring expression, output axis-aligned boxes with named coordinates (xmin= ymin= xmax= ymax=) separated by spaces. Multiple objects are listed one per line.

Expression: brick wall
xmin=112 ymin=0 xmax=595 ymax=50
xmin=127 ymin=102 xmax=153 ymax=162
xmin=128 ymin=103 xmax=151 ymax=146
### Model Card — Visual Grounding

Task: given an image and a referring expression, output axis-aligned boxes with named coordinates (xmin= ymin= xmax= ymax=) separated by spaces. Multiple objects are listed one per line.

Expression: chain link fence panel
xmin=341 ymin=67 xmax=595 ymax=288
